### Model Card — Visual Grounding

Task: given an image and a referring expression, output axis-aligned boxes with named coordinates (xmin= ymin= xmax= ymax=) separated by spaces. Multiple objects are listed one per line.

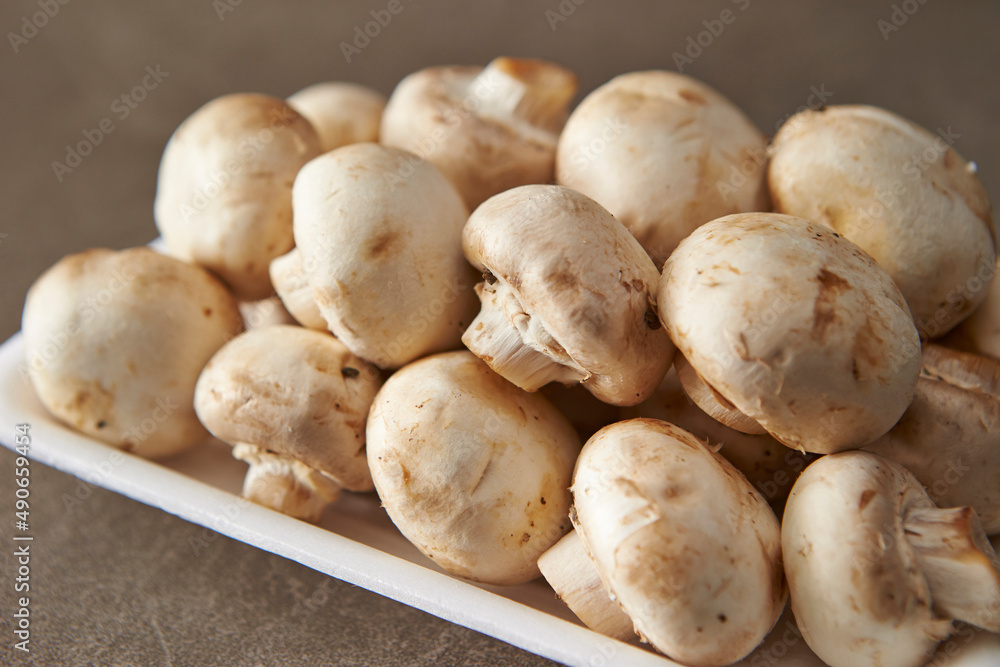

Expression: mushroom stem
xmin=674 ymin=354 xmax=767 ymax=435
xmin=904 ymin=505 xmax=1000 ymax=632
xmin=233 ymin=444 xmax=341 ymax=523
xmin=462 ymin=282 xmax=587 ymax=392
xmin=471 ymin=57 xmax=576 ymax=133
xmin=537 ymin=530 xmax=636 ymax=641
xmin=270 ymin=248 xmax=326 ymax=330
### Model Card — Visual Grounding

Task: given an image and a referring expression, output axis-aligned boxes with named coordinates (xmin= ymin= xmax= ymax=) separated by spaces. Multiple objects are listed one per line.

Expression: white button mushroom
xmin=293 ymin=143 xmax=479 ymax=369
xmin=659 ymin=212 xmax=922 ymax=453
xmin=768 ymin=104 xmax=997 ymax=337
xmin=268 ymin=247 xmax=326 ymax=330
xmin=462 ymin=184 xmax=675 ymax=406
xmin=380 ymin=57 xmax=577 ymax=210
xmin=22 ymin=247 xmax=243 ymax=458
xmin=571 ymin=418 xmax=786 ymax=666
xmin=782 ymin=451 xmax=1000 ymax=667
xmin=194 ymin=325 xmax=381 ymax=522
xmin=365 ymin=350 xmax=580 ymax=586
xmin=287 ymin=82 xmax=386 ymax=152
xmin=556 ymin=70 xmax=769 ymax=266
xmin=154 ymin=93 xmax=322 ymax=300
xmin=864 ymin=344 xmax=1000 ymax=534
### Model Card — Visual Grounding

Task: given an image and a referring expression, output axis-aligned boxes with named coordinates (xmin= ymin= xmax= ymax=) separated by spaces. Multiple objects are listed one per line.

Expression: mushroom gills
xmin=904 ymin=505 xmax=1000 ymax=632
xmin=674 ymin=354 xmax=767 ymax=435
xmin=233 ymin=444 xmax=341 ymax=523
xmin=921 ymin=343 xmax=1000 ymax=396
xmin=463 ymin=280 xmax=588 ymax=391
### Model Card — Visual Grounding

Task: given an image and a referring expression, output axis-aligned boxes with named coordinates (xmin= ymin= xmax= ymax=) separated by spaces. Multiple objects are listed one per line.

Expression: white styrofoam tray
xmin=1 ymin=332 xmax=997 ymax=667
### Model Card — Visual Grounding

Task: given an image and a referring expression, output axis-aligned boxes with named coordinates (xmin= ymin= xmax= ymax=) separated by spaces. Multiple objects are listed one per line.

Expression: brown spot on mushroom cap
xmin=812 ymin=268 xmax=851 ymax=341
xmin=365 ymin=229 xmax=402 ymax=261
xmin=859 ymin=489 xmax=877 ymax=511
xmin=678 ymin=88 xmax=708 ymax=105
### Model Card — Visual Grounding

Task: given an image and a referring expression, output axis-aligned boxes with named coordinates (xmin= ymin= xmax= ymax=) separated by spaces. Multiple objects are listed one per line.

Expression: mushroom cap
xmin=768 ymin=104 xmax=997 ymax=337
xmin=154 ymin=93 xmax=322 ymax=300
xmin=462 ymin=184 xmax=674 ymax=405
xmin=287 ymin=82 xmax=386 ymax=153
xmin=781 ymin=451 xmax=954 ymax=667
xmin=659 ymin=212 xmax=921 ymax=453
xmin=268 ymin=247 xmax=326 ymax=330
xmin=22 ymin=247 xmax=242 ymax=458
xmin=572 ymin=418 xmax=786 ymax=666
xmin=366 ymin=350 xmax=580 ymax=585
xmin=380 ymin=58 xmax=577 ymax=210
xmin=865 ymin=344 xmax=1000 ymax=534
xmin=194 ymin=325 xmax=379 ymax=491
xmin=556 ymin=70 xmax=768 ymax=266
xmin=622 ymin=366 xmax=818 ymax=511
xmin=293 ymin=143 xmax=479 ymax=369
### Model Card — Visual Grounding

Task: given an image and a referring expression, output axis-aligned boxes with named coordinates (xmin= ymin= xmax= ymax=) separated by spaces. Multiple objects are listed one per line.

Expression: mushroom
xmin=462 ymin=184 xmax=675 ymax=406
xmin=154 ymin=93 xmax=322 ymax=300
xmin=287 ymin=82 xmax=386 ymax=152
xmin=380 ymin=57 xmax=577 ymax=210
xmin=864 ymin=344 xmax=1000 ymax=534
xmin=556 ymin=70 xmax=769 ymax=266
xmin=21 ymin=247 xmax=242 ymax=458
xmin=942 ymin=264 xmax=1000 ymax=360
xmin=293 ymin=143 xmax=479 ymax=369
xmin=365 ymin=350 xmax=580 ymax=585
xmin=622 ymin=365 xmax=818 ymax=512
xmin=268 ymin=247 xmax=326 ymax=330
xmin=566 ymin=418 xmax=786 ymax=666
xmin=782 ymin=451 xmax=1000 ymax=667
xmin=768 ymin=104 xmax=997 ymax=338
xmin=194 ymin=325 xmax=381 ymax=522
xmin=658 ymin=212 xmax=921 ymax=453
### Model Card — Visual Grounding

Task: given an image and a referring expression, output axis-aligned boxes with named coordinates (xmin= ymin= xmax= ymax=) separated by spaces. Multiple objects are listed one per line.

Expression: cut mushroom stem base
xmin=471 ymin=57 xmax=576 ymax=133
xmin=538 ymin=530 xmax=636 ymax=642
xmin=233 ymin=444 xmax=341 ymax=523
xmin=462 ymin=282 xmax=585 ymax=391
xmin=905 ymin=505 xmax=1000 ymax=632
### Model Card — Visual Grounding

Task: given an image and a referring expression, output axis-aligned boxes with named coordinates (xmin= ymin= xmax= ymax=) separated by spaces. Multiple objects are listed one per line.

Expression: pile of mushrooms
xmin=20 ymin=57 xmax=1000 ymax=667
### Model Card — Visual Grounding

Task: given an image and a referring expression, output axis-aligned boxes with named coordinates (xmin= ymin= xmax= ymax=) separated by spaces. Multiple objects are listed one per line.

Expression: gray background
xmin=0 ymin=0 xmax=998 ymax=665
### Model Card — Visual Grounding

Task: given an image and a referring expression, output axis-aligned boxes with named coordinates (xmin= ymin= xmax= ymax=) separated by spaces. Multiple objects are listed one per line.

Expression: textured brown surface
xmin=0 ymin=0 xmax=998 ymax=665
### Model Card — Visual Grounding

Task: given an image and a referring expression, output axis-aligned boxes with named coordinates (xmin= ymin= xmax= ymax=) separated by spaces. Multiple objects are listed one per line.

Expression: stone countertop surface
xmin=0 ymin=1 xmax=997 ymax=665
